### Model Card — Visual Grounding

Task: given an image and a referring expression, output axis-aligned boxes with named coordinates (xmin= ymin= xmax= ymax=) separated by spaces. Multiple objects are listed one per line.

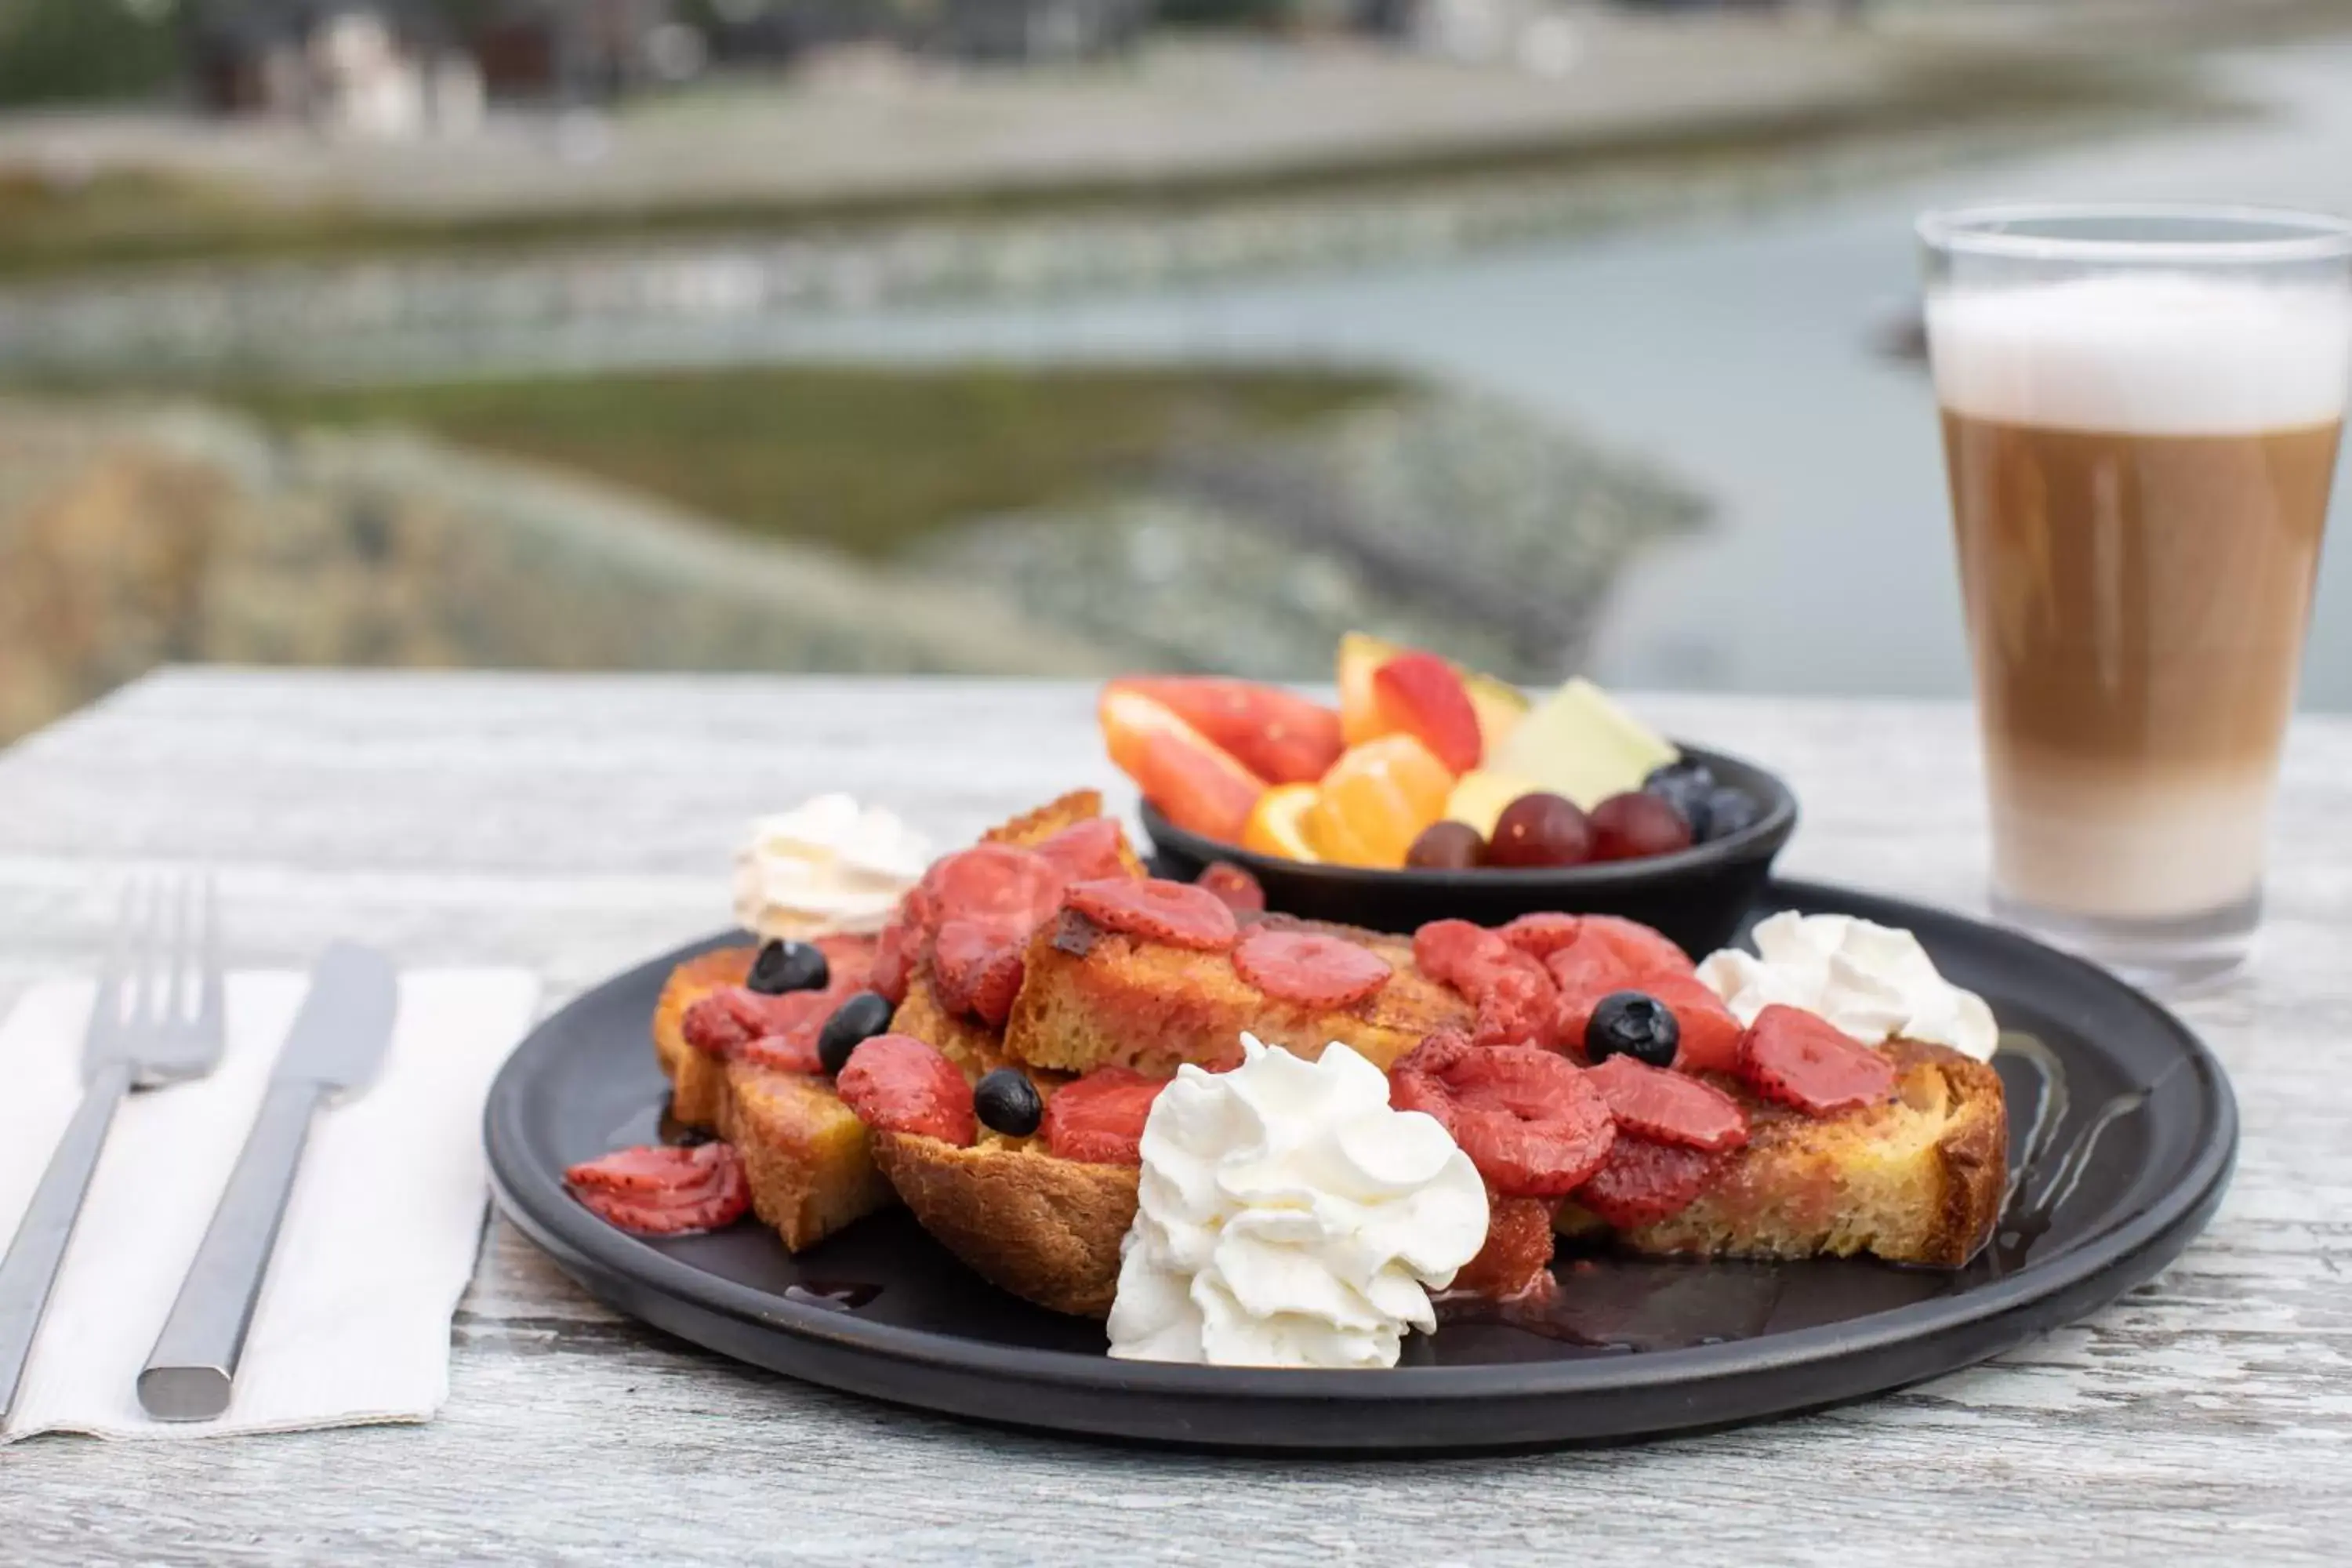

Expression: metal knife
xmin=136 ymin=942 xmax=398 ymax=1421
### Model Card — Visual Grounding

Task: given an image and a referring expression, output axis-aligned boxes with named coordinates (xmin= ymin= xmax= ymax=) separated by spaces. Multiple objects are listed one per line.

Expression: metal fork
xmin=0 ymin=874 xmax=226 ymax=1423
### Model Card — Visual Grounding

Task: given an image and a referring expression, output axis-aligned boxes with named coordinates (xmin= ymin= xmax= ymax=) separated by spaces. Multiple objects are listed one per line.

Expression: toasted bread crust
xmin=652 ymin=946 xmax=754 ymax=1127
xmin=646 ymin=795 xmax=1127 ymax=1257
xmin=1004 ymin=911 xmax=1471 ymax=1076
xmin=718 ymin=1062 xmax=896 ymax=1250
xmin=1559 ymin=1041 xmax=2008 ymax=1267
xmin=873 ymin=1131 xmax=1139 ymax=1317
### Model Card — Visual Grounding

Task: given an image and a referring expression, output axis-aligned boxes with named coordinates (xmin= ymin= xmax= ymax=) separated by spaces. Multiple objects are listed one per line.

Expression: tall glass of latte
xmin=1920 ymin=205 xmax=2352 ymax=989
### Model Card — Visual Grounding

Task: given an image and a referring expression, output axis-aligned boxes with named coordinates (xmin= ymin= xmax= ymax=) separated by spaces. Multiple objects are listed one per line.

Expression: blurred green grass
xmin=220 ymin=362 xmax=1406 ymax=555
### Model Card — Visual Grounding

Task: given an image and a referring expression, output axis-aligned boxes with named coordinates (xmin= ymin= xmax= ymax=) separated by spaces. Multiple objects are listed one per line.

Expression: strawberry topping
xmin=869 ymin=913 xmax=920 ymax=1007
xmin=1584 ymin=1054 xmax=1749 ymax=1152
xmin=836 ymin=1033 xmax=978 ymax=1145
xmin=1543 ymin=915 xmax=1695 ymax=994
xmin=930 ymin=920 xmax=1028 ymax=1026
xmin=1449 ymin=1193 xmax=1556 ymax=1302
xmin=1556 ymin=970 xmax=1743 ymax=1074
xmin=1064 ymin=877 xmax=1240 ymax=951
xmin=1194 ymin=860 xmax=1266 ymax=915
xmin=920 ymin=844 xmax=1069 ymax=933
xmin=1389 ymin=1032 xmax=1615 ymax=1198
xmin=1231 ymin=927 xmax=1393 ymax=1009
xmin=1497 ymin=913 xmax=1585 ymax=960
xmin=1414 ymin=920 xmax=1560 ymax=1048
xmin=1033 ymin=818 xmax=1132 ymax=884
xmin=1736 ymin=1004 xmax=1896 ymax=1116
xmin=1572 ymin=1135 xmax=1727 ymax=1230
xmin=565 ymin=1142 xmax=750 ymax=1236
xmin=1040 ymin=1067 xmax=1169 ymax=1165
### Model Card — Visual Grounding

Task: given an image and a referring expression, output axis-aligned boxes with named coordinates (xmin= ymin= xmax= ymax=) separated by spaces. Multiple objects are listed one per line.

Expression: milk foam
xmin=1928 ymin=274 xmax=2352 ymax=435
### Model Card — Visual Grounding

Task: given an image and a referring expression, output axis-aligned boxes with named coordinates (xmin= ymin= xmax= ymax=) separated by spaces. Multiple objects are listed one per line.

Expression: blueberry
xmin=1642 ymin=759 xmax=1717 ymax=838
xmin=973 ymin=1069 xmax=1044 ymax=1138
xmin=1585 ymin=990 xmax=1680 ymax=1069
xmin=817 ymin=990 xmax=894 ymax=1075
xmin=1699 ymin=786 xmax=1762 ymax=842
xmin=746 ymin=938 xmax=829 ymax=996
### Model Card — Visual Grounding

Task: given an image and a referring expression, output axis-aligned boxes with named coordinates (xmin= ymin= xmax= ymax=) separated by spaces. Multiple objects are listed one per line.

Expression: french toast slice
xmin=880 ymin=1040 xmax=2005 ymax=1318
xmin=1003 ymin=911 xmax=1472 ymax=1077
xmin=872 ymin=1131 xmax=1138 ymax=1317
xmin=650 ymin=792 xmax=1140 ymax=1254
xmin=1555 ymin=1040 xmax=2006 ymax=1268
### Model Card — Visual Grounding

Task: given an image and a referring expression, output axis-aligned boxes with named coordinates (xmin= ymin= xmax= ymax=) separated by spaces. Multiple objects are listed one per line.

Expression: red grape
xmin=1487 ymin=793 xmax=1593 ymax=869
xmin=1589 ymin=792 xmax=1695 ymax=861
xmin=1406 ymin=821 xmax=1487 ymax=870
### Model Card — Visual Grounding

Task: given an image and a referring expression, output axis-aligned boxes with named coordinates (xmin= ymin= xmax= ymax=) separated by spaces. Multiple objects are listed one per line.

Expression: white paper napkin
xmin=0 ymin=968 xmax=540 ymax=1441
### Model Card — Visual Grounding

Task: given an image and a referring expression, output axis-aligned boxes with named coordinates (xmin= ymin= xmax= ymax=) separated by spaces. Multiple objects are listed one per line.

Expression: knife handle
xmin=0 ymin=1059 xmax=135 ymax=1424
xmin=138 ymin=1078 xmax=325 ymax=1421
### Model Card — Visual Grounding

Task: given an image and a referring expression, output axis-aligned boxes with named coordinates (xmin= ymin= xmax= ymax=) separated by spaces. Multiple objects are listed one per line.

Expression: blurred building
xmin=472 ymin=0 xmax=703 ymax=100
xmin=700 ymin=0 xmax=1151 ymax=64
xmin=187 ymin=0 xmax=485 ymax=134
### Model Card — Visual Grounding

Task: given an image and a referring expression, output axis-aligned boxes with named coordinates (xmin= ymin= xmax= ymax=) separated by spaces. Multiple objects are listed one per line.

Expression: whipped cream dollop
xmin=1697 ymin=911 xmax=1998 ymax=1062
xmin=1107 ymin=1036 xmax=1488 ymax=1370
xmin=731 ymin=793 xmax=931 ymax=940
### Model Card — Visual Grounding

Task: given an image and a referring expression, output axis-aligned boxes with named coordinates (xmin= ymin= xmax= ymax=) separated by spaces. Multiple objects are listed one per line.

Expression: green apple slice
xmin=1488 ymin=679 xmax=1677 ymax=811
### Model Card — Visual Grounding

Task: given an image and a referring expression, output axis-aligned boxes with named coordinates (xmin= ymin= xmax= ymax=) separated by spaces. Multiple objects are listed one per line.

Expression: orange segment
xmin=1242 ymin=783 xmax=1322 ymax=862
xmin=1305 ymin=735 xmax=1454 ymax=869
xmin=1336 ymin=631 xmax=1401 ymax=747
xmin=1099 ymin=688 xmax=1269 ymax=844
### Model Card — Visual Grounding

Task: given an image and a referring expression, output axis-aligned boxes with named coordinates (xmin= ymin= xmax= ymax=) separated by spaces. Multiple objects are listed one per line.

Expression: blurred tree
xmin=0 ymin=0 xmax=182 ymax=106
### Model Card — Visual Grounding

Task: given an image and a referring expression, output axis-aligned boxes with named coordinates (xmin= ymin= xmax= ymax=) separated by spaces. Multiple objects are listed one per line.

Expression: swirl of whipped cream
xmin=731 ymin=793 xmax=931 ymax=940
xmin=1696 ymin=911 xmax=1998 ymax=1062
xmin=1106 ymin=1035 xmax=1489 ymax=1370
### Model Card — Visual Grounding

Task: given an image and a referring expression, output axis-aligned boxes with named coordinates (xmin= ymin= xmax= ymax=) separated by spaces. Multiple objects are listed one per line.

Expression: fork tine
xmin=196 ymin=873 xmax=225 ymax=1051
xmin=87 ymin=879 xmax=139 ymax=1050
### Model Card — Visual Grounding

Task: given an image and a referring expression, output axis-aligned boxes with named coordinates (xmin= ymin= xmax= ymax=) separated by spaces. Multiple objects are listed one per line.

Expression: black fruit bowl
xmin=1140 ymin=743 xmax=1798 ymax=959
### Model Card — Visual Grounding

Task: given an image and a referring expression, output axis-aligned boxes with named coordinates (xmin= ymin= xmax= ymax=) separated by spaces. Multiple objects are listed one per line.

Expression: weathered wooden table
xmin=2 ymin=670 xmax=2345 ymax=1565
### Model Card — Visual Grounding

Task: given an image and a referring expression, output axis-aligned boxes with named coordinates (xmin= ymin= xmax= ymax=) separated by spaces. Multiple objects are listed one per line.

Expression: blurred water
xmin=673 ymin=41 xmax=2352 ymax=709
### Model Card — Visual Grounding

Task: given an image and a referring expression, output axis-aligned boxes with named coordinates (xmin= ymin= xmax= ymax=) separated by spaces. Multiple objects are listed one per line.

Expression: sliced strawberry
xmin=1412 ymin=919 xmax=1490 ymax=979
xmin=1040 ymin=1068 xmax=1168 ymax=1165
xmin=1448 ymin=1193 xmax=1555 ymax=1301
xmin=1555 ymin=971 xmax=1743 ymax=1075
xmin=1470 ymin=965 xmax=1557 ymax=1050
xmin=836 ymin=1033 xmax=978 ymax=1145
xmin=1584 ymin=1054 xmax=1749 ymax=1152
xmin=930 ymin=920 xmax=1027 ymax=1026
xmin=1737 ymin=1004 xmax=1896 ymax=1116
xmin=1412 ymin=920 xmax=1559 ymax=1047
xmin=682 ymin=985 xmax=833 ymax=1059
xmin=1370 ymin=651 xmax=1483 ymax=774
xmin=738 ymin=1029 xmax=824 ymax=1074
xmin=1105 ymin=677 xmax=1345 ymax=786
xmin=1544 ymin=915 xmax=1695 ymax=994
xmin=869 ymin=913 xmax=920 ymax=1007
xmin=1193 ymin=860 xmax=1265 ymax=915
xmin=814 ymin=932 xmax=877 ymax=995
xmin=1231 ymin=927 xmax=1392 ymax=1009
xmin=1065 ymin=877 xmax=1240 ymax=951
xmin=1573 ymin=1135 xmax=1726 ymax=1230
xmin=919 ymin=844 xmax=1068 ymax=933
xmin=1099 ymin=687 xmax=1269 ymax=843
xmin=1389 ymin=1033 xmax=1615 ymax=1198
xmin=566 ymin=1143 xmax=750 ymax=1236
xmin=1033 ymin=818 xmax=1132 ymax=884
xmin=1497 ymin=913 xmax=1584 ymax=960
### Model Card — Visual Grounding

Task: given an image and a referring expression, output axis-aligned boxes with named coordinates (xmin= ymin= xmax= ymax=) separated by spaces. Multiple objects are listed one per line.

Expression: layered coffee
xmin=1929 ymin=274 xmax=2349 ymax=920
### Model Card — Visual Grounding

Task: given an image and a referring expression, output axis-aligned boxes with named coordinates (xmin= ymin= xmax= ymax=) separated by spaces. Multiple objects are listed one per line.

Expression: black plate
xmin=485 ymin=880 xmax=2235 ymax=1452
xmin=1142 ymin=742 xmax=1798 ymax=958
